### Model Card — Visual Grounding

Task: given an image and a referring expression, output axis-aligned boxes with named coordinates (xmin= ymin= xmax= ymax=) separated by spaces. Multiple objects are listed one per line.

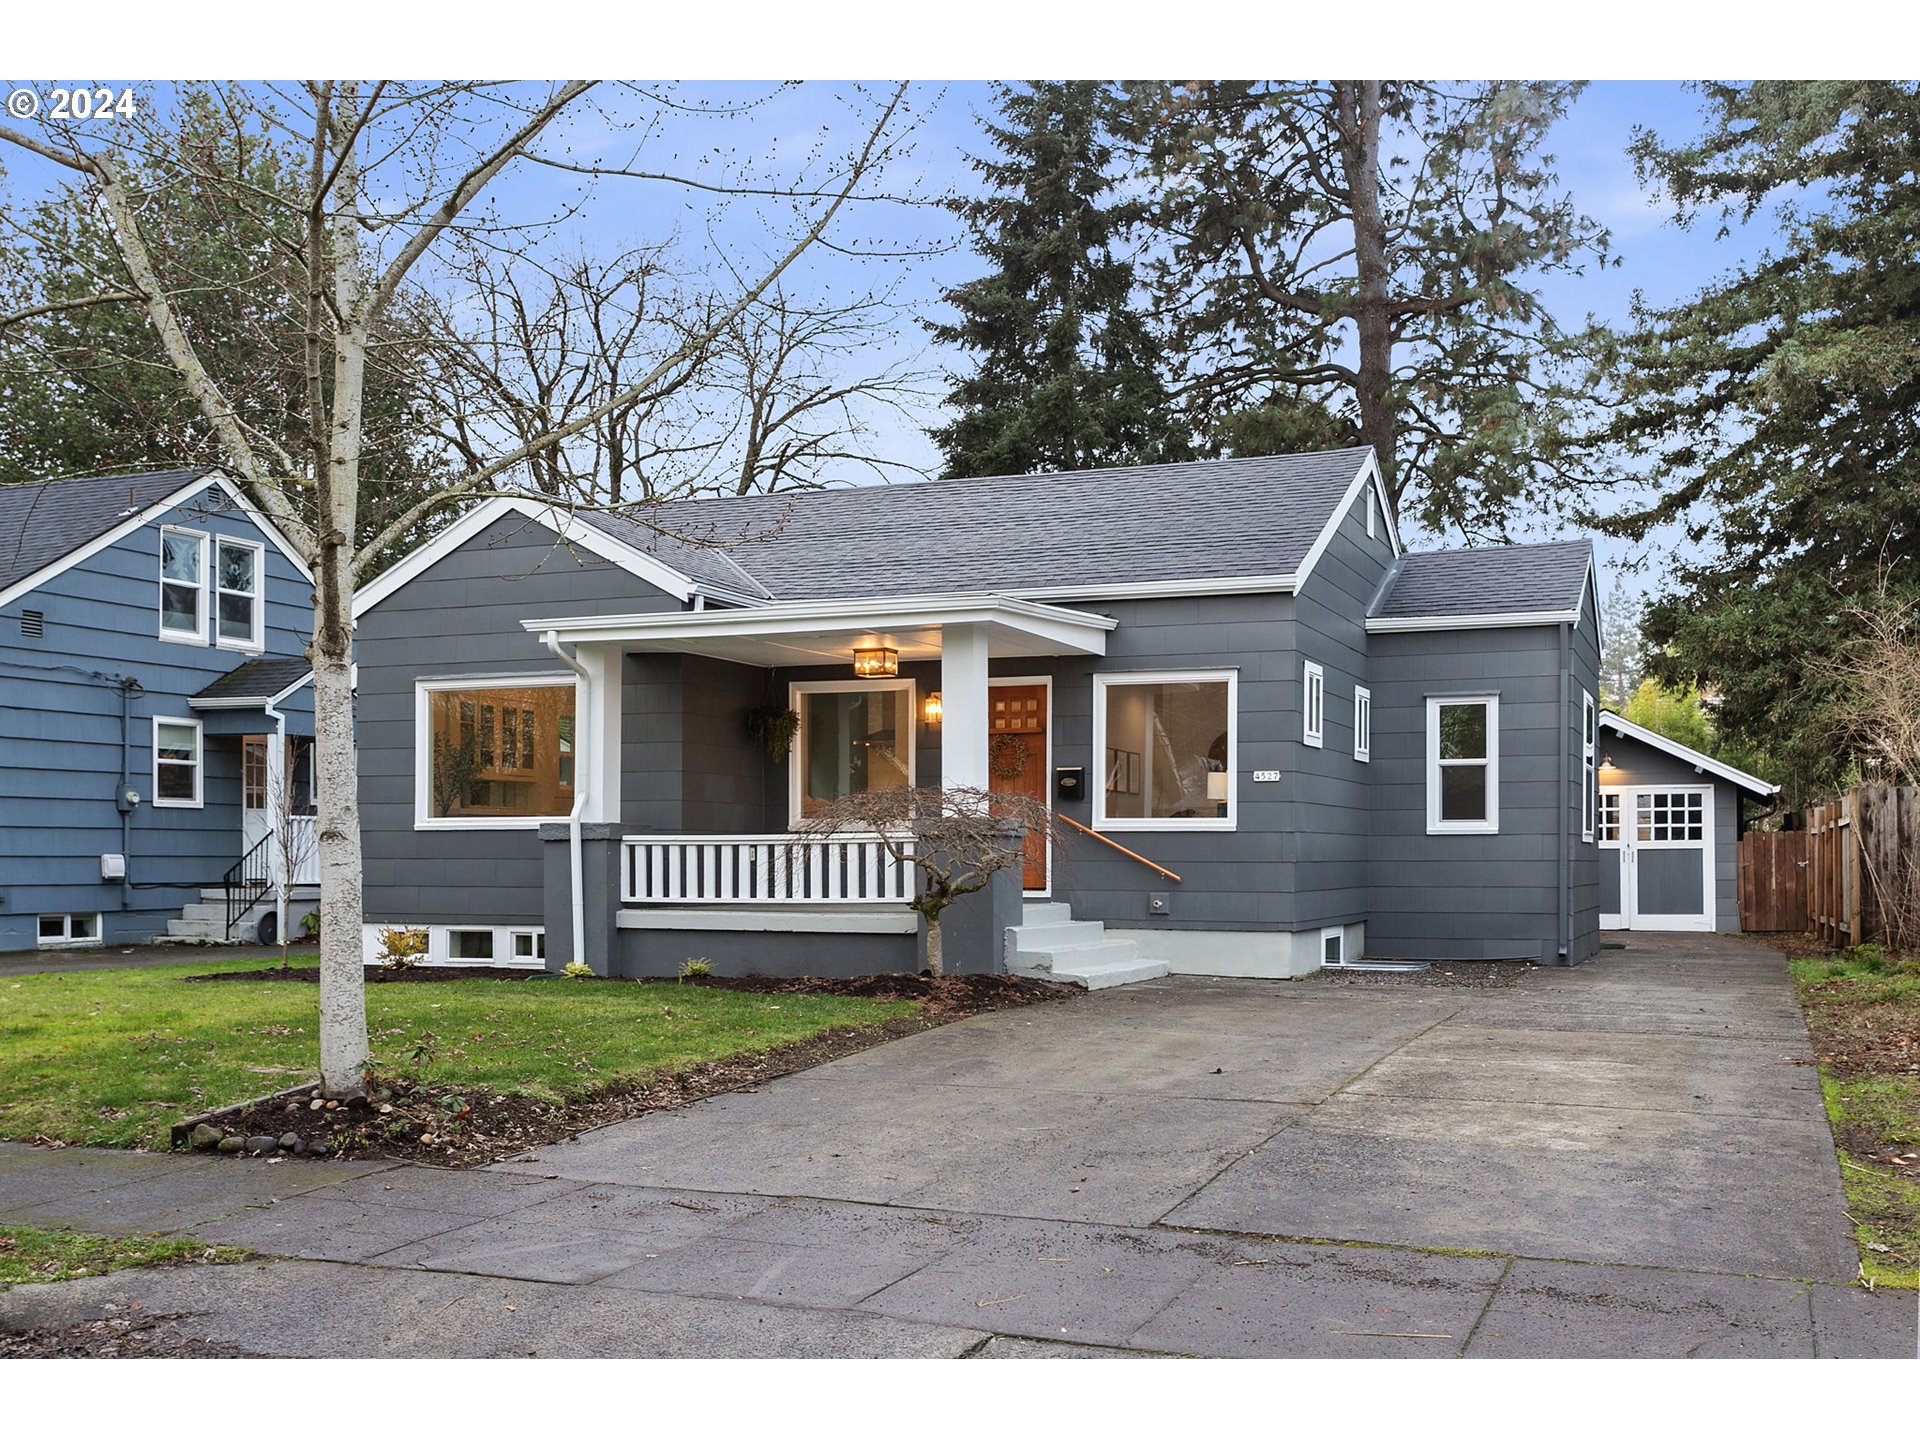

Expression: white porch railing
xmin=623 ymin=833 xmax=916 ymax=905
xmin=287 ymin=815 xmax=319 ymax=887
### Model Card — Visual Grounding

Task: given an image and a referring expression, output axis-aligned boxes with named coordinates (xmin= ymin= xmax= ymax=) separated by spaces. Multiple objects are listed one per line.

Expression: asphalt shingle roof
xmin=581 ymin=448 xmax=1374 ymax=601
xmin=0 ymin=469 xmax=217 ymax=596
xmin=1373 ymin=540 xmax=1593 ymax=620
xmin=192 ymin=657 xmax=313 ymax=703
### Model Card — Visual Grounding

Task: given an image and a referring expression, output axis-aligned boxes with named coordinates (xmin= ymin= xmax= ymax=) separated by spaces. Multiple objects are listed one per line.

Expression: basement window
xmin=1321 ymin=928 xmax=1346 ymax=967
xmin=38 ymin=913 xmax=102 ymax=947
xmin=447 ymin=929 xmax=496 ymax=962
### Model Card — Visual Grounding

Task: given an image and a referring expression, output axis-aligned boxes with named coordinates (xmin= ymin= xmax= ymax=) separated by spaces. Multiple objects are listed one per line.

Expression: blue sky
xmin=0 ymin=79 xmax=1788 ymax=599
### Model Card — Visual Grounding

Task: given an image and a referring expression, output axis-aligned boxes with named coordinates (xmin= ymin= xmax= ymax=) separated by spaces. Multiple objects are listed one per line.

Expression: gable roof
xmin=0 ymin=468 xmax=312 ymax=610
xmin=584 ymin=446 xmax=1384 ymax=602
xmin=189 ymin=657 xmax=313 ymax=708
xmin=1599 ymin=710 xmax=1779 ymax=797
xmin=1368 ymin=539 xmax=1594 ymax=631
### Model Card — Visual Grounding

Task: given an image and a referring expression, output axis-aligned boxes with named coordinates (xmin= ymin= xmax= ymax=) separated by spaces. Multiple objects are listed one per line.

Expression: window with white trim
xmin=152 ymin=717 xmax=204 ymax=807
xmin=790 ymin=678 xmax=916 ymax=824
xmin=38 ymin=913 xmax=101 ymax=947
xmin=1321 ymin=927 xmax=1346 ymax=967
xmin=511 ymin=930 xmax=547 ymax=962
xmin=1366 ymin=488 xmax=1377 ymax=539
xmin=158 ymin=527 xmax=206 ymax=641
xmin=1426 ymin=695 xmax=1499 ymax=834
xmin=1094 ymin=670 xmax=1236 ymax=830
xmin=417 ymin=677 xmax=577 ymax=827
xmin=215 ymin=537 xmax=264 ymax=649
xmin=1598 ymin=791 xmax=1621 ymax=842
xmin=1581 ymin=691 xmax=1596 ymax=842
xmin=1302 ymin=661 xmax=1324 ymax=748
xmin=447 ymin=929 xmax=496 ymax=961
xmin=1353 ymin=686 xmax=1372 ymax=763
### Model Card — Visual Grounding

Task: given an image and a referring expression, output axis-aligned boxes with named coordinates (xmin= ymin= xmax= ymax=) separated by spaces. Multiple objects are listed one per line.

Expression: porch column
xmin=580 ymin=642 xmax=624 ymax=824
xmin=940 ymin=622 xmax=990 ymax=791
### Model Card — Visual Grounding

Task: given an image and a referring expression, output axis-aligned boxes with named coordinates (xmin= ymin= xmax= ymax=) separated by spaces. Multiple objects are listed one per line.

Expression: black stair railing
xmin=223 ymin=833 xmax=275 ymax=939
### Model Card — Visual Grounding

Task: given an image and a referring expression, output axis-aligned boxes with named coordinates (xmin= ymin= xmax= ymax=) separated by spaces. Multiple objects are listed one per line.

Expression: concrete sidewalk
xmin=1 ymin=933 xmax=1914 ymax=1357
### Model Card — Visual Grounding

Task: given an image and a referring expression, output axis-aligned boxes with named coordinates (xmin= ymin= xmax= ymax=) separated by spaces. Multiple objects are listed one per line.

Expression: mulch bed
xmin=185 ymin=964 xmax=548 ymax=985
xmin=201 ymin=972 xmax=1068 ymax=1169
xmin=0 ymin=1307 xmax=259 ymax=1359
xmin=1310 ymin=960 xmax=1532 ymax=990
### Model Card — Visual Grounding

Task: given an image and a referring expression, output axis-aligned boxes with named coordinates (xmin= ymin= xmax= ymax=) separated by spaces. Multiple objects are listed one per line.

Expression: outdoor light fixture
xmin=853 ymin=646 xmax=899 ymax=679
xmin=924 ymin=691 xmax=943 ymax=726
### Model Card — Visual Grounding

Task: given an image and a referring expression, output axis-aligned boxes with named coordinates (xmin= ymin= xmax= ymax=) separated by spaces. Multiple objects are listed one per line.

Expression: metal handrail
xmin=223 ymin=832 xmax=274 ymax=938
xmin=1056 ymin=814 xmax=1181 ymax=883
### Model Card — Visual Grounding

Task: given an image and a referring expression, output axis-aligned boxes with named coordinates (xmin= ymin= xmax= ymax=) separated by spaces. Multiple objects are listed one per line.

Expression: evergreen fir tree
xmin=929 ymin=81 xmax=1188 ymax=477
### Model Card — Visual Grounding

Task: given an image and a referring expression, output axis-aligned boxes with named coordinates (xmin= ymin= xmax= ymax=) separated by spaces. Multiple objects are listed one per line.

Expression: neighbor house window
xmin=790 ymin=679 xmax=915 ymax=822
xmin=152 ymin=717 xmax=204 ymax=808
xmin=1354 ymin=686 xmax=1372 ymax=763
xmin=1321 ymin=928 xmax=1346 ymax=966
xmin=1427 ymin=695 xmax=1499 ymax=834
xmin=1094 ymin=670 xmax=1236 ymax=830
xmin=215 ymin=537 xmax=264 ymax=649
xmin=511 ymin=930 xmax=546 ymax=963
xmin=1302 ymin=662 xmax=1325 ymax=748
xmin=418 ymin=678 xmax=577 ymax=825
xmin=38 ymin=913 xmax=101 ymax=947
xmin=158 ymin=526 xmax=206 ymax=642
xmin=447 ymin=929 xmax=496 ymax=961
xmin=1581 ymin=691 xmax=1597 ymax=842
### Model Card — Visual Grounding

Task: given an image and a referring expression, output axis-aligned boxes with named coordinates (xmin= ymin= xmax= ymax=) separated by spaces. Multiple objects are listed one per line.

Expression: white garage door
xmin=1598 ymin=786 xmax=1715 ymax=931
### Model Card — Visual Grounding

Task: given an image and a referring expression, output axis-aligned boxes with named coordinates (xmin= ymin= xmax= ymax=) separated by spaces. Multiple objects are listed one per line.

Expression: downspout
xmin=264 ymin=694 xmax=288 ymax=946
xmin=119 ymin=678 xmax=138 ymax=911
xmin=542 ymin=631 xmax=592 ymax=972
xmin=1557 ymin=619 xmax=1572 ymax=962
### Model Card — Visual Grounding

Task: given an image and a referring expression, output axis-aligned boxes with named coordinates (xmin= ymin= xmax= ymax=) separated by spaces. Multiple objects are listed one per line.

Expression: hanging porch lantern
xmin=853 ymin=646 xmax=899 ymax=679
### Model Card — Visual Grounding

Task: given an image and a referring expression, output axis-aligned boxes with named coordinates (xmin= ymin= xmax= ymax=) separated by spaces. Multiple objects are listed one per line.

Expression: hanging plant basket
xmin=745 ymin=704 xmax=801 ymax=763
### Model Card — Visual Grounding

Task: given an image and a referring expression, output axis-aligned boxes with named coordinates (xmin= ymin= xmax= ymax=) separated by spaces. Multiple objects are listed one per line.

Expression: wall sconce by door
xmin=923 ymin=691 xmax=943 ymax=726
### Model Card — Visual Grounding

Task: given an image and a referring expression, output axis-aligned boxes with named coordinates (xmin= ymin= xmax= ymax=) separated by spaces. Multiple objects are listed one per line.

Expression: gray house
xmin=0 ymin=470 xmax=319 ymax=952
xmin=351 ymin=446 xmax=1626 ymax=983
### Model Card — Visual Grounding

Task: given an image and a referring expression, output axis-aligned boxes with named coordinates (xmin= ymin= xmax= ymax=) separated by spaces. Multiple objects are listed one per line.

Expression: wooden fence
xmin=1737 ymin=830 xmax=1807 ymax=933
xmin=1802 ymin=784 xmax=1920 ymax=949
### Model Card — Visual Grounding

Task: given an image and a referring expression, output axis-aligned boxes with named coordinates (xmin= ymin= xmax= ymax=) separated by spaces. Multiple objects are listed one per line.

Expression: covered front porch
xmin=518 ymin=595 xmax=1117 ymax=977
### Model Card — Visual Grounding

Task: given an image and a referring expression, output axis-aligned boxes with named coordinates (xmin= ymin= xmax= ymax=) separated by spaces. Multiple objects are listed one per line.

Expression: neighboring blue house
xmin=0 ymin=469 xmax=319 ymax=952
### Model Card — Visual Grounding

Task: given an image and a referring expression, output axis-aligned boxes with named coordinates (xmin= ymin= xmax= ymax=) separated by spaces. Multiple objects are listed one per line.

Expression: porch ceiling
xmin=519 ymin=592 xmax=1117 ymax=667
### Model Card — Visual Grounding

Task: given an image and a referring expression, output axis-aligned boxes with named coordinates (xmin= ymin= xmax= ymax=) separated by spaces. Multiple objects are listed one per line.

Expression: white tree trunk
xmin=312 ymin=626 xmax=368 ymax=1094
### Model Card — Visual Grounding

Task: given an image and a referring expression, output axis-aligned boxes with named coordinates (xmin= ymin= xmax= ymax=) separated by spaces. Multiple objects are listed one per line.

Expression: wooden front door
xmin=988 ymin=681 xmax=1050 ymax=891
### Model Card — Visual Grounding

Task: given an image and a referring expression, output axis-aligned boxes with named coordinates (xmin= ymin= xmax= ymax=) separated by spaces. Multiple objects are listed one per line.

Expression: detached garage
xmin=1595 ymin=713 xmax=1780 ymax=933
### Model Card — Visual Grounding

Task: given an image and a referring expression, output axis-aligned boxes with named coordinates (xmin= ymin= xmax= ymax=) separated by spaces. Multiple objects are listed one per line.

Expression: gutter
xmin=542 ymin=630 xmax=592 ymax=972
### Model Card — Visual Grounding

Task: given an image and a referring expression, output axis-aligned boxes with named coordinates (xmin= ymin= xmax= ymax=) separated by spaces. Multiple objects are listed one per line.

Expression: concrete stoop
xmin=160 ymin=886 xmax=319 ymax=945
xmin=1005 ymin=902 xmax=1171 ymax=990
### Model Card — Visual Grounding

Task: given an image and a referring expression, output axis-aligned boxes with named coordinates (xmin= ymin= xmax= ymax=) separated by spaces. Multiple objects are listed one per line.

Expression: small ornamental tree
xmin=795 ymin=786 xmax=1053 ymax=977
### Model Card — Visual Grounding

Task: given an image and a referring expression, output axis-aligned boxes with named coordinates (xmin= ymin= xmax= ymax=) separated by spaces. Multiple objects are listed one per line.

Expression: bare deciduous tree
xmin=0 ymin=80 xmax=915 ymax=1094
xmin=795 ymin=786 xmax=1053 ymax=977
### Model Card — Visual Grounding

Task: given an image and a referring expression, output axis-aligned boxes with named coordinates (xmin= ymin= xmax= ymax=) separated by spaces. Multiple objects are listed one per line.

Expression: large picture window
xmin=1427 ymin=695 xmax=1499 ymax=834
xmin=1094 ymin=670 xmax=1236 ymax=830
xmin=790 ymin=680 xmax=914 ymax=821
xmin=419 ymin=679 xmax=576 ymax=825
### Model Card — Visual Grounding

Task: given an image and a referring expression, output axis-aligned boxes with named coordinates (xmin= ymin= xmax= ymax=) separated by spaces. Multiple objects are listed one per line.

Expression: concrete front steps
xmin=162 ymin=886 xmax=318 ymax=944
xmin=1004 ymin=902 xmax=1171 ymax=990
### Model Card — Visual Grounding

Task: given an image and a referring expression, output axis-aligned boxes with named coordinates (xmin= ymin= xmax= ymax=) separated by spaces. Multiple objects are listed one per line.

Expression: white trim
xmin=213 ymin=535 xmax=266 ymax=652
xmin=618 ymin=908 xmax=918 ymax=935
xmin=1092 ymin=667 xmax=1238 ymax=833
xmin=37 ymin=912 xmax=103 ymax=948
xmin=353 ymin=495 xmax=703 ymax=619
xmin=1597 ymin=711 xmax=1779 ymax=797
xmin=157 ymin=525 xmax=208 ymax=645
xmin=1302 ymin=660 xmax=1324 ymax=748
xmin=1426 ymin=694 xmax=1499 ymax=835
xmin=151 ymin=714 xmax=205 ymax=809
xmin=1368 ymin=608 xmax=1581 ymax=634
xmin=1582 ymin=690 xmax=1597 ymax=842
xmin=1319 ymin=926 xmax=1347 ymax=967
xmin=991 ymin=673 xmax=1055 ymax=897
xmin=1293 ymin=449 xmax=1403 ymax=593
xmin=0 ymin=470 xmax=309 ymax=613
xmin=1353 ymin=685 xmax=1372 ymax=763
xmin=787 ymin=677 xmax=917 ymax=828
xmin=189 ymin=672 xmax=311 ymax=711
xmin=414 ymin=674 xmax=580 ymax=830
xmin=359 ymin=923 xmax=545 ymax=969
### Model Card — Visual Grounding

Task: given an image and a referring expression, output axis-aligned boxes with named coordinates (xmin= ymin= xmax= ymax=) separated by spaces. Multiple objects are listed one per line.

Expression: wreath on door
xmin=989 ymin=733 xmax=1031 ymax=781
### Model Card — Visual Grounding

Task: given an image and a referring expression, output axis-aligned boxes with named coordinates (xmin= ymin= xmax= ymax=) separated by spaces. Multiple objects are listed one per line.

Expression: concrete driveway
xmin=1 ymin=933 xmax=1912 ymax=1357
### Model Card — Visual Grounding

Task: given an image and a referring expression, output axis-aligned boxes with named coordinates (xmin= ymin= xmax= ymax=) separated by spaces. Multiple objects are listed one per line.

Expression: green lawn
xmin=0 ymin=1224 xmax=248 ymax=1286
xmin=1789 ymin=946 xmax=1920 ymax=1288
xmin=0 ymin=962 xmax=916 ymax=1150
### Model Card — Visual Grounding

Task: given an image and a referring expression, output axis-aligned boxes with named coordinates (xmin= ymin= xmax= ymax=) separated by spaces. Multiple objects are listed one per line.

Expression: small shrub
xmin=563 ymin=960 xmax=595 ymax=979
xmin=300 ymin=909 xmax=321 ymax=941
xmin=679 ymin=957 xmax=713 ymax=980
xmin=1847 ymin=944 xmax=1891 ymax=974
xmin=376 ymin=925 xmax=429 ymax=971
